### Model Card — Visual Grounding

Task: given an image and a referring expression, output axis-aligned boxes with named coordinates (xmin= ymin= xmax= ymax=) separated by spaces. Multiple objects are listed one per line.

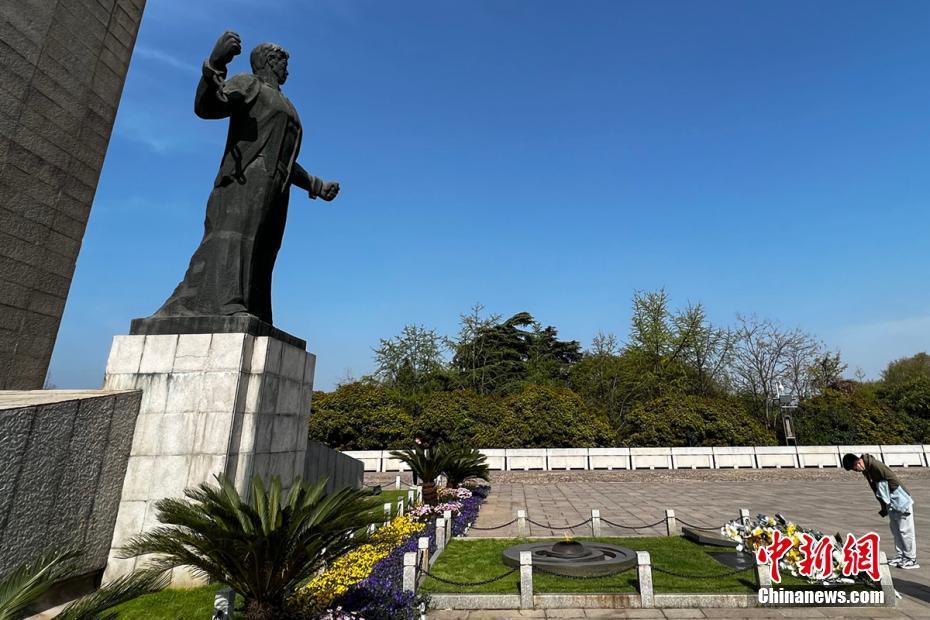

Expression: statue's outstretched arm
xmin=291 ymin=163 xmax=340 ymax=202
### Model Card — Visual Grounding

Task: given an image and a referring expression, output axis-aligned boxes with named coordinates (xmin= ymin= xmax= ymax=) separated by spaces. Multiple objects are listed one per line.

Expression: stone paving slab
xmin=400 ymin=470 xmax=930 ymax=619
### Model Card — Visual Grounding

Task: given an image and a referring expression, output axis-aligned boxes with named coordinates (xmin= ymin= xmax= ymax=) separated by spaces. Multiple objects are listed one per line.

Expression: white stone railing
xmin=343 ymin=444 xmax=930 ymax=472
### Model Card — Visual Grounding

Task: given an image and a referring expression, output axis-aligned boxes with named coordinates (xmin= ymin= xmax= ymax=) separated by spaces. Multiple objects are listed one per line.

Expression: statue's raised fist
xmin=209 ymin=31 xmax=241 ymax=69
xmin=319 ymin=181 xmax=340 ymax=202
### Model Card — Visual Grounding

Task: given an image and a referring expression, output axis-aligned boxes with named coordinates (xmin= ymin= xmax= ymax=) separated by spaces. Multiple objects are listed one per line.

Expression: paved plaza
xmin=368 ymin=469 xmax=930 ymax=619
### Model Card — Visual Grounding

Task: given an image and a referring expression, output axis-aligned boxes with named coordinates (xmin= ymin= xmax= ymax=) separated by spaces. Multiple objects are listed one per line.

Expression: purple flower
xmin=328 ymin=486 xmax=490 ymax=619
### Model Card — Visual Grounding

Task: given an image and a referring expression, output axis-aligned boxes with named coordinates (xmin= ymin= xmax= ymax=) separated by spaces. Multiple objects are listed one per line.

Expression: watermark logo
xmin=758 ymin=588 xmax=885 ymax=606
xmin=756 ymin=532 xmax=882 ymax=583
xmin=841 ymin=532 xmax=881 ymax=581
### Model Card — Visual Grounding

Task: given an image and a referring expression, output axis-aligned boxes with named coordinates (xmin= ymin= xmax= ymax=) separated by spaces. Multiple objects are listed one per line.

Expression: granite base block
xmin=102 ymin=331 xmax=315 ymax=584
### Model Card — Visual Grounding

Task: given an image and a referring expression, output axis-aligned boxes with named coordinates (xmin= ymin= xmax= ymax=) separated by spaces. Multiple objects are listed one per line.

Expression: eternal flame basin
xmin=502 ymin=540 xmax=637 ymax=577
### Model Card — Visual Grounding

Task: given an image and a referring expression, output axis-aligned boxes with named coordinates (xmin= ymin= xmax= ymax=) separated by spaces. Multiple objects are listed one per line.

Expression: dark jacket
xmin=861 ymin=453 xmax=907 ymax=510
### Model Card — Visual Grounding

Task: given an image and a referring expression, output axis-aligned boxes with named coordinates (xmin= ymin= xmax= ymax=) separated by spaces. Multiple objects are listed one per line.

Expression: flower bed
xmin=304 ymin=483 xmax=490 ymax=620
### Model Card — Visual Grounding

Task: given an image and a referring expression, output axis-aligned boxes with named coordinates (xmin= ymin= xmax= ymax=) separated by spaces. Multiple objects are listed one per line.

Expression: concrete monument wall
xmin=0 ymin=390 xmax=141 ymax=580
xmin=304 ymin=440 xmax=363 ymax=494
xmin=0 ymin=0 xmax=146 ymax=390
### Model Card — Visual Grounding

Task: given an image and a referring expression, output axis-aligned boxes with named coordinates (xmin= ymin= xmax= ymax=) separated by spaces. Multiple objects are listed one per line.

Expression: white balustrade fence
xmin=344 ymin=445 xmax=930 ymax=472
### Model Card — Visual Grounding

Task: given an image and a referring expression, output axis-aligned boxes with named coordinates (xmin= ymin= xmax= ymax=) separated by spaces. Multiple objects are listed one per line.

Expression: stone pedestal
xmin=101 ymin=332 xmax=315 ymax=582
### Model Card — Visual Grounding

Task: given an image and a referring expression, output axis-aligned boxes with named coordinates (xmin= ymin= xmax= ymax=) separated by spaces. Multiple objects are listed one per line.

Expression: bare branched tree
xmin=590 ymin=331 xmax=621 ymax=356
xmin=729 ymin=314 xmax=822 ymax=428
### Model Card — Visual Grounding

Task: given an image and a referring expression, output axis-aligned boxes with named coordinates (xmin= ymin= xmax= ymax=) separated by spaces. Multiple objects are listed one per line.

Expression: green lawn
xmin=107 ymin=535 xmax=874 ymax=615
xmin=374 ymin=488 xmax=410 ymax=517
xmin=422 ymin=536 xmax=805 ymax=595
xmin=111 ymin=585 xmax=221 ymax=619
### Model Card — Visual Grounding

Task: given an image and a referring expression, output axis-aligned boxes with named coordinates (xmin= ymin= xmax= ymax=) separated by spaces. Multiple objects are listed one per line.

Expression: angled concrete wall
xmin=0 ymin=390 xmax=141 ymax=580
xmin=0 ymin=0 xmax=146 ymax=389
xmin=304 ymin=440 xmax=363 ymax=494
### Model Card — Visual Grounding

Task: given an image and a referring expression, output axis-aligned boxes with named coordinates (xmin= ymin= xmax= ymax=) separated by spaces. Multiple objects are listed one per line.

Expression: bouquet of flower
xmin=722 ymin=513 xmax=861 ymax=585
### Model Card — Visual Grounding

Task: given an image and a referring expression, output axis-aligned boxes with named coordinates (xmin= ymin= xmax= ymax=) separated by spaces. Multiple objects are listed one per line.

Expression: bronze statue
xmin=152 ymin=31 xmax=339 ymax=325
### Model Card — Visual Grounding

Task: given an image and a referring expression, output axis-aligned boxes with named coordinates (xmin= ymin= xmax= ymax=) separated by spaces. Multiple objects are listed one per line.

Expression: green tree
xmin=681 ymin=305 xmax=735 ymax=396
xmin=618 ymin=394 xmax=776 ymax=447
xmin=450 ymin=311 xmax=580 ymax=394
xmin=307 ymin=383 xmax=413 ymax=449
xmin=569 ymin=335 xmax=642 ymax=426
xmin=373 ymin=324 xmax=448 ymax=394
xmin=796 ymin=383 xmax=913 ymax=445
xmin=482 ymin=384 xmax=614 ymax=447
xmin=446 ymin=303 xmax=502 ymax=394
xmin=412 ymin=389 xmax=505 ymax=447
xmin=878 ymin=352 xmax=930 ymax=419
xmin=807 ymin=352 xmax=848 ymax=393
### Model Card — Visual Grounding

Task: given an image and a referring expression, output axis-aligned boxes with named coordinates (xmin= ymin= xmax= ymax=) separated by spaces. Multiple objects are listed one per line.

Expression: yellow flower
xmin=294 ymin=514 xmax=427 ymax=613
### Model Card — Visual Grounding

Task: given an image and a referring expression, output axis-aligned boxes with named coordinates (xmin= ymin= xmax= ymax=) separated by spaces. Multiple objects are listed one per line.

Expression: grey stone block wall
xmin=0 ymin=0 xmax=146 ymax=390
xmin=0 ymin=389 xmax=142 ymax=580
xmin=102 ymin=333 xmax=317 ymax=584
xmin=304 ymin=440 xmax=363 ymax=494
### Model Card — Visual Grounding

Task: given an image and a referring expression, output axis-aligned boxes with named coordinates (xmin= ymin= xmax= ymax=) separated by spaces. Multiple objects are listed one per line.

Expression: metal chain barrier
xmin=417 ymin=566 xmax=518 ymax=586
xmin=676 ymin=518 xmax=724 ymax=531
xmin=526 ymin=517 xmax=592 ymax=530
xmin=652 ymin=564 xmax=755 ymax=579
xmin=469 ymin=518 xmax=517 ymax=531
xmin=534 ymin=564 xmax=636 ymax=580
xmin=600 ymin=517 xmax=666 ymax=530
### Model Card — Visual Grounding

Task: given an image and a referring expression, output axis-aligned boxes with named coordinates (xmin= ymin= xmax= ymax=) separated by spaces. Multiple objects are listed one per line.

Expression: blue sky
xmin=49 ymin=0 xmax=930 ymax=390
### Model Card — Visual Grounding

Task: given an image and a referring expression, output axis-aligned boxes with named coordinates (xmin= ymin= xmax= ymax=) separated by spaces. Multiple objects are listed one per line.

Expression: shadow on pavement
xmin=893 ymin=576 xmax=930 ymax=604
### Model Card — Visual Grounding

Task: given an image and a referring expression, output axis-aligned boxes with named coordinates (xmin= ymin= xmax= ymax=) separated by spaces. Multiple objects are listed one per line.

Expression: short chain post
xmin=519 ymin=550 xmax=533 ymax=609
xmin=418 ymin=536 xmax=430 ymax=573
xmin=756 ymin=555 xmax=772 ymax=588
xmin=383 ymin=502 xmax=392 ymax=524
xmin=435 ymin=517 xmax=446 ymax=554
xmin=637 ymin=551 xmax=654 ymax=608
xmin=395 ymin=475 xmax=401 ymax=490
xmin=740 ymin=508 xmax=750 ymax=526
xmin=591 ymin=509 xmax=601 ymax=537
xmin=407 ymin=488 xmax=416 ymax=506
xmin=517 ymin=509 xmax=528 ymax=537
xmin=443 ymin=509 xmax=453 ymax=541
xmin=397 ymin=496 xmax=405 ymax=516
xmin=213 ymin=587 xmax=234 ymax=620
xmin=665 ymin=509 xmax=679 ymax=536
xmin=403 ymin=552 xmax=417 ymax=594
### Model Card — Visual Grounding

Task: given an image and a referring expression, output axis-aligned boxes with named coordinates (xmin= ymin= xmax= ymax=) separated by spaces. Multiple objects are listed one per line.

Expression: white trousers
xmin=889 ymin=508 xmax=917 ymax=561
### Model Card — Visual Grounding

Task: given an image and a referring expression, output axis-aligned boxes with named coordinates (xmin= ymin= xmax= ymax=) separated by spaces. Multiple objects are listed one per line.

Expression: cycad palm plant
xmin=442 ymin=446 xmax=490 ymax=488
xmin=119 ymin=475 xmax=381 ymax=620
xmin=389 ymin=444 xmax=451 ymax=505
xmin=0 ymin=548 xmax=167 ymax=620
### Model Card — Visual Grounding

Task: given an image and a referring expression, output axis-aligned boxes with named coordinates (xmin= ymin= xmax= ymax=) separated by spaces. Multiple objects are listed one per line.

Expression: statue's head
xmin=250 ymin=43 xmax=289 ymax=86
